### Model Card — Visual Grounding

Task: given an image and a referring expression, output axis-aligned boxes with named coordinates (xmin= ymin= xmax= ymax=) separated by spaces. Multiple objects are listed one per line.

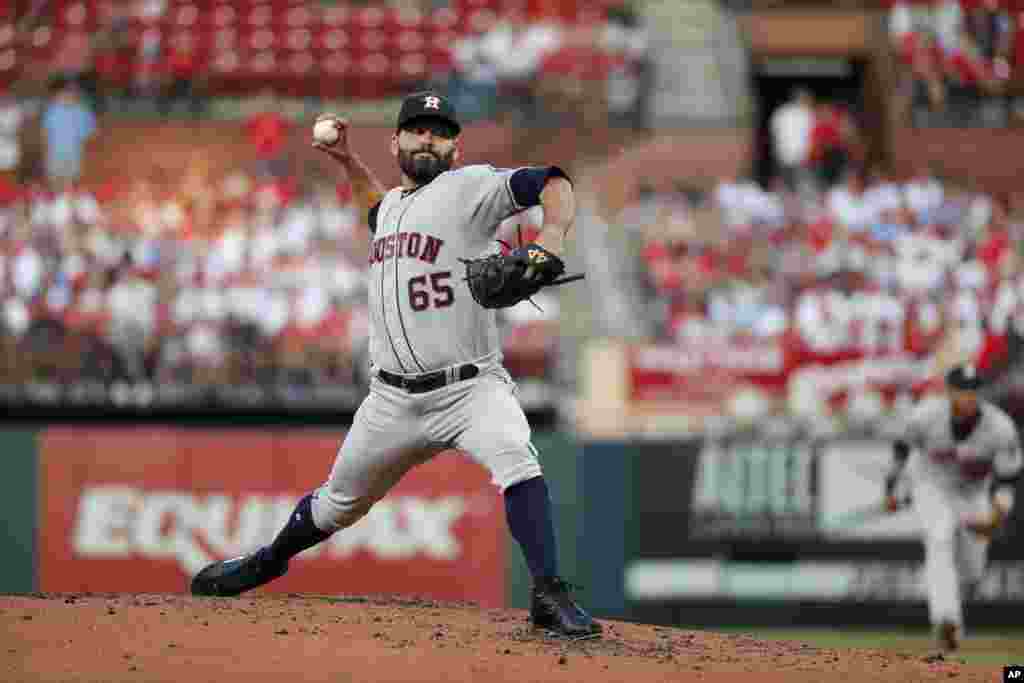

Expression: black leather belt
xmin=377 ymin=364 xmax=479 ymax=394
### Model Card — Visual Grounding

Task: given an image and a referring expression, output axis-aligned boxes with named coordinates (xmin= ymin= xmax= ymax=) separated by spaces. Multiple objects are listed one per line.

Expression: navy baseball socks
xmin=504 ymin=476 xmax=602 ymax=638
xmin=191 ymin=479 xmax=600 ymax=637
xmin=190 ymin=493 xmax=331 ymax=597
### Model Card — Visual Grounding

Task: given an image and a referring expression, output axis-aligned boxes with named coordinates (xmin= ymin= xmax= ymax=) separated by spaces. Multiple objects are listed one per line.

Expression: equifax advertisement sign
xmin=38 ymin=428 xmax=506 ymax=606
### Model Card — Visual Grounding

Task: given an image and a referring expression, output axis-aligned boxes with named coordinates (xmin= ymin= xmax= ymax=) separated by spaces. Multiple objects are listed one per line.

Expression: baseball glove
xmin=963 ymin=507 xmax=1008 ymax=540
xmin=460 ymin=242 xmax=584 ymax=309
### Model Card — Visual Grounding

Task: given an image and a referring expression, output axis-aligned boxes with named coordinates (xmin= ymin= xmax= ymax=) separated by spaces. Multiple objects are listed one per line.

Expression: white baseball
xmin=313 ymin=119 xmax=340 ymax=145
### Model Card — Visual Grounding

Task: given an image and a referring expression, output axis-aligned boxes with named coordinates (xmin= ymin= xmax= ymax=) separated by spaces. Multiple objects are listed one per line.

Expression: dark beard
xmin=398 ymin=148 xmax=453 ymax=185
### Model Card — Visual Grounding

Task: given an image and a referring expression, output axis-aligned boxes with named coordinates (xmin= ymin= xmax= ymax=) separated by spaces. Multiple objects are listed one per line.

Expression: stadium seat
xmin=172 ymin=4 xmax=199 ymax=29
xmin=320 ymin=50 xmax=353 ymax=97
xmin=284 ymin=29 xmax=313 ymax=52
xmin=322 ymin=4 xmax=351 ymax=28
xmin=283 ymin=5 xmax=315 ymax=28
xmin=243 ymin=4 xmax=274 ymax=29
xmin=425 ymin=7 xmax=459 ymax=35
xmin=247 ymin=28 xmax=276 ymax=51
xmin=212 ymin=4 xmax=238 ymax=29
xmin=316 ymin=28 xmax=350 ymax=54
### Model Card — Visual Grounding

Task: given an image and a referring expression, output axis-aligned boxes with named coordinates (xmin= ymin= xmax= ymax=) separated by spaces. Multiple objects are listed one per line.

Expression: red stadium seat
xmin=280 ymin=49 xmax=317 ymax=96
xmin=172 ymin=4 xmax=199 ymax=29
xmin=393 ymin=7 xmax=426 ymax=31
xmin=61 ymin=1 xmax=101 ymax=30
xmin=0 ymin=22 xmax=13 ymax=51
xmin=211 ymin=28 xmax=240 ymax=51
xmin=26 ymin=26 xmax=57 ymax=62
xmin=322 ymin=4 xmax=351 ymax=28
xmin=283 ymin=5 xmax=315 ymax=28
xmin=466 ymin=9 xmax=499 ymax=34
xmin=398 ymin=52 xmax=429 ymax=83
xmin=247 ymin=28 xmax=276 ymax=51
xmin=427 ymin=46 xmax=454 ymax=75
xmin=286 ymin=50 xmax=315 ymax=75
xmin=0 ymin=47 xmax=15 ymax=77
xmin=284 ymin=28 xmax=314 ymax=52
xmin=242 ymin=4 xmax=274 ymax=28
xmin=317 ymin=28 xmax=350 ymax=53
xmin=322 ymin=49 xmax=352 ymax=90
xmin=396 ymin=30 xmax=427 ymax=54
xmin=353 ymin=52 xmax=393 ymax=98
xmin=350 ymin=6 xmax=386 ymax=31
xmin=431 ymin=31 xmax=459 ymax=52
xmin=425 ymin=7 xmax=459 ymax=34
xmin=244 ymin=50 xmax=280 ymax=90
xmin=211 ymin=4 xmax=238 ymax=29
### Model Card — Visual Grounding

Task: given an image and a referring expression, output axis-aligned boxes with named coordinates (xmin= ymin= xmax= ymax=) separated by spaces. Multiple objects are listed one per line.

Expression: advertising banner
xmin=38 ymin=428 xmax=506 ymax=606
xmin=593 ymin=438 xmax=1024 ymax=627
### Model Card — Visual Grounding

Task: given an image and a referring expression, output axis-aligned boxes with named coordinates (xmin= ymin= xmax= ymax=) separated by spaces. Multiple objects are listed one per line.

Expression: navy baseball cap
xmin=397 ymin=91 xmax=461 ymax=136
xmin=946 ymin=364 xmax=985 ymax=391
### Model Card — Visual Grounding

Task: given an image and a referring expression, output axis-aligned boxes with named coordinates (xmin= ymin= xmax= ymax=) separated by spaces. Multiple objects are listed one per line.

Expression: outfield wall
xmin=0 ymin=427 xmax=580 ymax=610
xmin=6 ymin=427 xmax=1023 ymax=626
xmin=578 ymin=437 xmax=1024 ymax=628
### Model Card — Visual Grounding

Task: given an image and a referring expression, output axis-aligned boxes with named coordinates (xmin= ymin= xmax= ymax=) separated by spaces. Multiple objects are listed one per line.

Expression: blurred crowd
xmin=619 ymin=157 xmax=1024 ymax=424
xmin=0 ymin=0 xmax=641 ymax=405
xmin=4 ymin=0 xmax=652 ymax=131
xmin=0 ymin=159 xmax=558 ymax=397
xmin=889 ymin=0 xmax=1024 ymax=127
xmin=444 ymin=1 xmax=651 ymax=129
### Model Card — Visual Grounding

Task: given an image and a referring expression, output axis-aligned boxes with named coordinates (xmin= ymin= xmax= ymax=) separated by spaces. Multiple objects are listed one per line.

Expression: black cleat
xmin=936 ymin=620 xmax=960 ymax=653
xmin=530 ymin=576 xmax=603 ymax=639
xmin=190 ymin=547 xmax=288 ymax=597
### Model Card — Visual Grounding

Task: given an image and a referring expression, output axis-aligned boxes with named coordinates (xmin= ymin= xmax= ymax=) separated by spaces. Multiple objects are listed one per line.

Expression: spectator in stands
xmin=160 ymin=33 xmax=204 ymax=118
xmin=904 ymin=162 xmax=944 ymax=224
xmin=41 ymin=79 xmax=96 ymax=189
xmin=965 ymin=0 xmax=1012 ymax=65
xmin=50 ymin=31 xmax=100 ymax=112
xmin=944 ymin=29 xmax=991 ymax=127
xmin=865 ymin=165 xmax=906 ymax=223
xmin=0 ymin=86 xmax=26 ymax=177
xmin=770 ymin=88 xmax=815 ymax=195
xmin=909 ymin=34 xmax=948 ymax=128
xmin=245 ymin=91 xmax=292 ymax=178
xmin=89 ymin=1 xmax=134 ymax=115
xmin=808 ymin=99 xmax=859 ymax=189
xmin=133 ymin=27 xmax=164 ymax=109
xmin=827 ymin=168 xmax=876 ymax=235
xmin=472 ymin=5 xmax=563 ymax=125
xmin=106 ymin=261 xmax=158 ymax=380
xmin=602 ymin=2 xmax=654 ymax=132
xmin=448 ymin=13 xmax=501 ymax=122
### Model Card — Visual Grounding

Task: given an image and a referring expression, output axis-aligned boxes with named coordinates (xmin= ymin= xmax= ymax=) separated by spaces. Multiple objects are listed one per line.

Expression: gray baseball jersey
xmin=309 ymin=164 xmax=544 ymax=534
xmin=367 ymin=164 xmax=525 ymax=374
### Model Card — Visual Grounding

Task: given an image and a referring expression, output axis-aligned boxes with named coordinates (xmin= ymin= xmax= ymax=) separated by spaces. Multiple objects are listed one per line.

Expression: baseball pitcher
xmin=884 ymin=364 xmax=1022 ymax=651
xmin=190 ymin=92 xmax=600 ymax=639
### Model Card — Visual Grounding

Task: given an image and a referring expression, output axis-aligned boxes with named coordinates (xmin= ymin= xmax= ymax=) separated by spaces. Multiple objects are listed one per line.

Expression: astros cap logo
xmin=424 ymin=96 xmax=441 ymax=110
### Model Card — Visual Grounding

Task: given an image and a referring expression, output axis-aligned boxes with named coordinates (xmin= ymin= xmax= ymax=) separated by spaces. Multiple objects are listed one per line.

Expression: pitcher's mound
xmin=1 ymin=593 xmax=984 ymax=682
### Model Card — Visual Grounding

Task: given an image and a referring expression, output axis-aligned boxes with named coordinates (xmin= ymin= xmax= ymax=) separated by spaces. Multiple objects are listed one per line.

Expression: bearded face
xmin=950 ymin=388 xmax=980 ymax=421
xmin=394 ymin=118 xmax=459 ymax=186
xmin=397 ymin=144 xmax=456 ymax=185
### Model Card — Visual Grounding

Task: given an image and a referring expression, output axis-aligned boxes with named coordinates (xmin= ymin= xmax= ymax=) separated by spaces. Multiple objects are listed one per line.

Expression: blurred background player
xmin=884 ymin=363 xmax=1023 ymax=651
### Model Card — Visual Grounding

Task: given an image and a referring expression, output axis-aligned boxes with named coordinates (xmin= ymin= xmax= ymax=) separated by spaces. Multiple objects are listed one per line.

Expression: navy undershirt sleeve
xmin=508 ymin=166 xmax=572 ymax=208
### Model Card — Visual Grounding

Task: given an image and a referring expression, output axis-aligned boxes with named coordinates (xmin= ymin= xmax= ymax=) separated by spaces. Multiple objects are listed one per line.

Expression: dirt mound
xmin=1 ymin=593 xmax=989 ymax=682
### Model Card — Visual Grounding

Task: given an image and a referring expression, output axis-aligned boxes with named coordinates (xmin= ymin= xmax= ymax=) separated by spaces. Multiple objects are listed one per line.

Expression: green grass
xmin=711 ymin=626 xmax=1024 ymax=666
